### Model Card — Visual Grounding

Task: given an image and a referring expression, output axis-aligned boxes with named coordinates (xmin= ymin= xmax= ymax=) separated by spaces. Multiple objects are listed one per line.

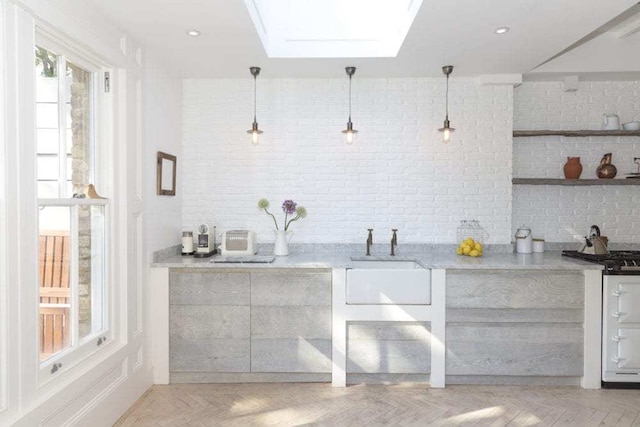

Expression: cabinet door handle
xmin=613 ymin=311 xmax=627 ymax=317
xmin=612 ymin=291 xmax=625 ymax=297
xmin=612 ymin=357 xmax=625 ymax=364
xmin=612 ymin=335 xmax=626 ymax=342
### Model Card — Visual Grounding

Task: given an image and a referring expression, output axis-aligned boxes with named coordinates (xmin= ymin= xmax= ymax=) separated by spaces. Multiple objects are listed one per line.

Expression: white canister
xmin=181 ymin=231 xmax=194 ymax=255
xmin=532 ymin=238 xmax=545 ymax=253
xmin=515 ymin=227 xmax=533 ymax=254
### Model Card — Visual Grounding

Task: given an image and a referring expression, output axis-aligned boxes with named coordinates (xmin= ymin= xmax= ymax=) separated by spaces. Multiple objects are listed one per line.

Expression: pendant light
xmin=342 ymin=66 xmax=358 ymax=145
xmin=438 ymin=65 xmax=454 ymax=143
xmin=247 ymin=66 xmax=263 ymax=145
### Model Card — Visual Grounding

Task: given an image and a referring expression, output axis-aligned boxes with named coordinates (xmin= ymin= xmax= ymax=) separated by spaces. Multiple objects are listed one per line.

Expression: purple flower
xmin=282 ymin=200 xmax=297 ymax=214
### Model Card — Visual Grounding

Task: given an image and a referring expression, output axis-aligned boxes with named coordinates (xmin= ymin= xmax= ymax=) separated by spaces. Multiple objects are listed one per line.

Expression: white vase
xmin=273 ymin=230 xmax=293 ymax=256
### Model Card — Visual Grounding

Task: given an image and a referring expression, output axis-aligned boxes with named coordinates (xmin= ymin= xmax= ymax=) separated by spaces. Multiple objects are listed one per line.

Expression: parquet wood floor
xmin=115 ymin=383 xmax=640 ymax=426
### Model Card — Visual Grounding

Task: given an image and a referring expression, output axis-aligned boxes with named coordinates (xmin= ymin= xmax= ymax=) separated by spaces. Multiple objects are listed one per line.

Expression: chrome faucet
xmin=390 ymin=229 xmax=398 ymax=256
xmin=366 ymin=229 xmax=373 ymax=256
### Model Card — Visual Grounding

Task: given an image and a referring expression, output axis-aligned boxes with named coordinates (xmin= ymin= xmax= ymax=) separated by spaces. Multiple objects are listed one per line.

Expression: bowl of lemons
xmin=456 ymin=238 xmax=483 ymax=257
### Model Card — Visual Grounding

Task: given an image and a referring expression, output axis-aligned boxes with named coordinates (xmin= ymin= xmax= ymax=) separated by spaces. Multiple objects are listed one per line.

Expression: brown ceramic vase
xmin=563 ymin=157 xmax=583 ymax=179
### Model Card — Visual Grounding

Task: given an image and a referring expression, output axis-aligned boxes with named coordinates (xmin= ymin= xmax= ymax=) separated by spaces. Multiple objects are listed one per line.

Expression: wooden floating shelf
xmin=513 ymin=130 xmax=640 ymax=137
xmin=513 ymin=178 xmax=640 ymax=186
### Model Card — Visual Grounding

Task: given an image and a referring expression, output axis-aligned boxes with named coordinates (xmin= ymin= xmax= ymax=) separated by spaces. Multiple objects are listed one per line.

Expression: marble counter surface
xmin=152 ymin=251 xmax=602 ymax=271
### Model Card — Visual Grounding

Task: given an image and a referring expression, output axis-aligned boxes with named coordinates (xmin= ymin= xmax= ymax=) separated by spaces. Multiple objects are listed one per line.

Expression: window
xmin=35 ymin=45 xmax=109 ymax=367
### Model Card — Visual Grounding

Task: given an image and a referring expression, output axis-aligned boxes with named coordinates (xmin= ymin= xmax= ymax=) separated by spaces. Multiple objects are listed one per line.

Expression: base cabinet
xmin=445 ymin=270 xmax=585 ymax=385
xmin=167 ymin=267 xmax=590 ymax=386
xmin=169 ymin=269 xmax=331 ymax=382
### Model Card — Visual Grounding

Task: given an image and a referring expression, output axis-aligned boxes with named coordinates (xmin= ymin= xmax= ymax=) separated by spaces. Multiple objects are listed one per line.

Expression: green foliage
xmin=35 ymin=47 xmax=57 ymax=77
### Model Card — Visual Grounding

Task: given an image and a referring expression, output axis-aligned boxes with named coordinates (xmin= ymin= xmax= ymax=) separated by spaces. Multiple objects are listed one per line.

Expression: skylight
xmin=243 ymin=0 xmax=423 ymax=58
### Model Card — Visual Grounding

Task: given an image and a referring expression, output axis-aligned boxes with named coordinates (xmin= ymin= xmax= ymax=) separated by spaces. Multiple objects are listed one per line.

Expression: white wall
xmin=513 ymin=81 xmax=640 ymax=243
xmin=183 ymin=78 xmax=513 ymax=244
xmin=143 ymin=54 xmax=182 ymax=257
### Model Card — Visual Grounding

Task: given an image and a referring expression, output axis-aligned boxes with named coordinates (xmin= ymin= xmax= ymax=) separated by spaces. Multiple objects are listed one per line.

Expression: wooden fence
xmin=39 ymin=231 xmax=70 ymax=360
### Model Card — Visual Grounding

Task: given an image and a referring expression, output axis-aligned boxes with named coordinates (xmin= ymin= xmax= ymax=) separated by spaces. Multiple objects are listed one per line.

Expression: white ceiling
xmin=88 ymin=0 xmax=640 ymax=78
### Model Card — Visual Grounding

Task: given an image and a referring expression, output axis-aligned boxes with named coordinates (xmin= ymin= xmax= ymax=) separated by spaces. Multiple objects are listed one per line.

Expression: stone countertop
xmin=152 ymin=251 xmax=603 ymax=271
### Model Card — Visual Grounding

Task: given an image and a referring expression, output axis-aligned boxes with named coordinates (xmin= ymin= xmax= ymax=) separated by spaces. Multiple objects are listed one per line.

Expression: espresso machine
xmin=194 ymin=224 xmax=216 ymax=257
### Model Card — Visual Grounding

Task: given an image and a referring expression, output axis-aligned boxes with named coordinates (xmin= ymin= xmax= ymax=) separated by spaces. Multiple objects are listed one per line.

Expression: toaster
xmin=220 ymin=230 xmax=258 ymax=256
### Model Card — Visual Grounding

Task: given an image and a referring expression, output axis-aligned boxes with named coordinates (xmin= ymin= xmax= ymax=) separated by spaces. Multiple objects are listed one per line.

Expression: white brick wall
xmin=183 ymin=78 xmax=513 ymax=244
xmin=513 ymin=81 xmax=640 ymax=243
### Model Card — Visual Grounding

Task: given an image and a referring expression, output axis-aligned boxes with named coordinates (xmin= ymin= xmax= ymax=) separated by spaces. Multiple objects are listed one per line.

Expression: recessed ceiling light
xmin=494 ymin=27 xmax=510 ymax=35
xmin=186 ymin=29 xmax=201 ymax=37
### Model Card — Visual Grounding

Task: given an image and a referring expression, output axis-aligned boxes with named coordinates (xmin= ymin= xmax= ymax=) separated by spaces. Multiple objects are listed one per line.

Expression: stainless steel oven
xmin=563 ymin=250 xmax=640 ymax=388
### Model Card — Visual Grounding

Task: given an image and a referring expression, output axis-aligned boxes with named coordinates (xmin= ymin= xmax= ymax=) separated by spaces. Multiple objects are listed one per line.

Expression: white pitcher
xmin=603 ymin=114 xmax=620 ymax=130
xmin=273 ymin=230 xmax=294 ymax=256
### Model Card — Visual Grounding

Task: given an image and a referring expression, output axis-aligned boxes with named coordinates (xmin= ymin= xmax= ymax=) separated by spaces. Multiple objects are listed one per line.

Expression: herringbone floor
xmin=115 ymin=383 xmax=640 ymax=426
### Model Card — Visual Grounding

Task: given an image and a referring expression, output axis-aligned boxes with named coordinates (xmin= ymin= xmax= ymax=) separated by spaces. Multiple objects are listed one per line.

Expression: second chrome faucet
xmin=365 ymin=228 xmax=398 ymax=256
xmin=390 ymin=229 xmax=398 ymax=256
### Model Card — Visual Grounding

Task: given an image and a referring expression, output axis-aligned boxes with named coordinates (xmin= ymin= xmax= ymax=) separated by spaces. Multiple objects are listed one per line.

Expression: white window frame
xmin=34 ymin=32 xmax=115 ymax=386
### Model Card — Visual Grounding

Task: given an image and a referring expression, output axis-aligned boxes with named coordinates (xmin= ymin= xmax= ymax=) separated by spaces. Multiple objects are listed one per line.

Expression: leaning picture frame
xmin=157 ymin=151 xmax=177 ymax=196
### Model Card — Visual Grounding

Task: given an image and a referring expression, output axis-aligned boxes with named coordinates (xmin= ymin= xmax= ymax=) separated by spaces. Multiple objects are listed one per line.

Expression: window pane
xmin=39 ymin=207 xmax=72 ymax=361
xmin=36 ymin=103 xmax=59 ymax=129
xmin=37 ymin=156 xmax=59 ymax=181
xmin=36 ymin=46 xmax=61 ymax=198
xmin=67 ymin=61 xmax=92 ymax=195
xmin=38 ymin=182 xmax=59 ymax=199
xmin=78 ymin=205 xmax=105 ymax=338
xmin=37 ymin=129 xmax=59 ymax=154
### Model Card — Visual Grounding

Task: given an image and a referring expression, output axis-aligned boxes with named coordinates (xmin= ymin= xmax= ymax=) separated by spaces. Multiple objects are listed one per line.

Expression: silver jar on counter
xmin=515 ymin=227 xmax=533 ymax=254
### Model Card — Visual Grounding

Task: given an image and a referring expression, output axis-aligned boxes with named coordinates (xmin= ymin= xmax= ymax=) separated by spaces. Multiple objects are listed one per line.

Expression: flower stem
xmin=285 ymin=214 xmax=300 ymax=231
xmin=264 ymin=208 xmax=279 ymax=230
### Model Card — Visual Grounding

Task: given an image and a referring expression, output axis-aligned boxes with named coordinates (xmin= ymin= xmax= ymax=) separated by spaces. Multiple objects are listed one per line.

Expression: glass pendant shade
xmin=342 ymin=121 xmax=358 ymax=145
xmin=248 ymin=121 xmax=263 ymax=146
xmin=439 ymin=119 xmax=454 ymax=143
xmin=247 ymin=66 xmax=262 ymax=145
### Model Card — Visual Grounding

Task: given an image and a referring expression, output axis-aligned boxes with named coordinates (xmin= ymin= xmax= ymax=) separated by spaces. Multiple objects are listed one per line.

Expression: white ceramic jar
xmin=532 ymin=238 xmax=545 ymax=253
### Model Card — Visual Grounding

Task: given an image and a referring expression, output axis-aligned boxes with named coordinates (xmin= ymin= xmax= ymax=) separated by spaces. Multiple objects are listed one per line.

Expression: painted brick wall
xmin=513 ymin=81 xmax=640 ymax=243
xmin=183 ymin=78 xmax=513 ymax=244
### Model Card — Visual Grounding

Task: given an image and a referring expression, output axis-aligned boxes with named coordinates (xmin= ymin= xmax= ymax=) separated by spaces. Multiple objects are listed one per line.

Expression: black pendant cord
xmin=253 ymin=75 xmax=257 ymax=124
xmin=445 ymin=73 xmax=449 ymax=121
xmin=348 ymin=74 xmax=352 ymax=123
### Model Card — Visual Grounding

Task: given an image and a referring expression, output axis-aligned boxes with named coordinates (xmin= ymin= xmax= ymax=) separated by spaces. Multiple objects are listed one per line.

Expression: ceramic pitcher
xmin=603 ymin=114 xmax=620 ymax=130
xmin=273 ymin=230 xmax=294 ymax=256
xmin=596 ymin=153 xmax=617 ymax=179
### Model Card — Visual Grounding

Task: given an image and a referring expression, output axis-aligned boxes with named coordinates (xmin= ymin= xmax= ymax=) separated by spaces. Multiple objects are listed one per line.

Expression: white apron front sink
xmin=346 ymin=259 xmax=431 ymax=305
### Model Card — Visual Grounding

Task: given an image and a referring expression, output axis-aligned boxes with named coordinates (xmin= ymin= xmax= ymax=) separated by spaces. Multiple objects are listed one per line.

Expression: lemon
xmin=455 ymin=247 xmax=463 ymax=255
xmin=462 ymin=245 xmax=472 ymax=255
xmin=474 ymin=242 xmax=483 ymax=251
xmin=463 ymin=238 xmax=475 ymax=246
xmin=469 ymin=249 xmax=480 ymax=257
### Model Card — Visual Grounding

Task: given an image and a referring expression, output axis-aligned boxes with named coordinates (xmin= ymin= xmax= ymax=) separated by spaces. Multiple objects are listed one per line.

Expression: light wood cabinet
xmin=445 ymin=270 xmax=585 ymax=385
xmin=169 ymin=269 xmax=331 ymax=383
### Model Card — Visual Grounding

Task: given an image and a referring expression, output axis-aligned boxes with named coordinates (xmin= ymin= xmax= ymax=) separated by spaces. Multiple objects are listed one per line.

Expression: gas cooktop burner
xmin=562 ymin=250 xmax=640 ymax=273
